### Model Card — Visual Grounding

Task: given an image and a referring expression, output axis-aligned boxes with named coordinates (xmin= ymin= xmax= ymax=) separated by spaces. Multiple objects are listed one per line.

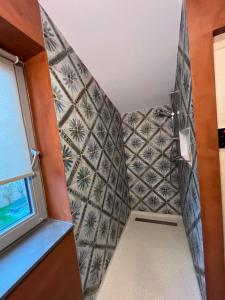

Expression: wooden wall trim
xmin=0 ymin=16 xmax=43 ymax=61
xmin=186 ymin=0 xmax=225 ymax=298
xmin=25 ymin=51 xmax=72 ymax=222
xmin=0 ymin=0 xmax=44 ymax=49
xmin=7 ymin=231 xmax=83 ymax=300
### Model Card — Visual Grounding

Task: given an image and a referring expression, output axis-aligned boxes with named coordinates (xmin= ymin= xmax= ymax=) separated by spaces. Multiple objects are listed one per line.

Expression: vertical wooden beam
xmin=25 ymin=52 xmax=72 ymax=222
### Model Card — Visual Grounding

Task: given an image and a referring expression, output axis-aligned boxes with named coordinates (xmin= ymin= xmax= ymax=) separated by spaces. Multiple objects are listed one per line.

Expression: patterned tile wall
xmin=122 ymin=108 xmax=181 ymax=214
xmin=41 ymin=8 xmax=130 ymax=300
xmin=172 ymin=1 xmax=206 ymax=298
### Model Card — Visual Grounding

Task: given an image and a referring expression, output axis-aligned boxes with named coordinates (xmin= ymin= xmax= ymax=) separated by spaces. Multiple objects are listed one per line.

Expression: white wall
xmin=39 ymin=0 xmax=182 ymax=113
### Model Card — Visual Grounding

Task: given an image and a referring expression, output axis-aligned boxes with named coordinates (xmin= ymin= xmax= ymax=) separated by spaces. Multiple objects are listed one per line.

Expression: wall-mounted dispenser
xmin=179 ymin=128 xmax=192 ymax=166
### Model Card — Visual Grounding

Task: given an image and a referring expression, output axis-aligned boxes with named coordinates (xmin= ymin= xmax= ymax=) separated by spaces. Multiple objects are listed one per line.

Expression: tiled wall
xmin=122 ymin=108 xmax=181 ymax=214
xmin=172 ymin=1 xmax=206 ymax=298
xmin=41 ymin=8 xmax=130 ymax=300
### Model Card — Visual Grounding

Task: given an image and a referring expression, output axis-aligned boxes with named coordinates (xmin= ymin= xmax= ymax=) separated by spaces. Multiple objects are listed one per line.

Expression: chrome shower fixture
xmin=154 ymin=108 xmax=175 ymax=118
xmin=169 ymin=90 xmax=180 ymax=96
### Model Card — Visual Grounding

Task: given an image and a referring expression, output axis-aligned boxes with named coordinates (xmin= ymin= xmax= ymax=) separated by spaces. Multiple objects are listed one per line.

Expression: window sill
xmin=0 ymin=219 xmax=73 ymax=299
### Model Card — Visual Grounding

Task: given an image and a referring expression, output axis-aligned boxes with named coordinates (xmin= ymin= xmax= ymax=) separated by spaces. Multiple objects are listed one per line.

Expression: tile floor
xmin=97 ymin=211 xmax=201 ymax=300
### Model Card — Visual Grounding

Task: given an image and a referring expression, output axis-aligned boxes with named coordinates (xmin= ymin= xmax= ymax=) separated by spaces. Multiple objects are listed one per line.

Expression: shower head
xmin=169 ymin=90 xmax=180 ymax=96
xmin=154 ymin=108 xmax=174 ymax=118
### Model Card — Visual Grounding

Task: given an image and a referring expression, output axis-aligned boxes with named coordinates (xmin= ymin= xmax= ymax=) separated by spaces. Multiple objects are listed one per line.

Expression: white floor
xmin=97 ymin=211 xmax=201 ymax=300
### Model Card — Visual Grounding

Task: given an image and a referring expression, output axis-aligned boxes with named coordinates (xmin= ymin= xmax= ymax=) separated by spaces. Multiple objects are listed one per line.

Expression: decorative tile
xmin=137 ymin=120 xmax=156 ymax=140
xmin=96 ymin=213 xmax=110 ymax=246
xmin=122 ymin=108 xmax=180 ymax=214
xmin=93 ymin=117 xmax=107 ymax=146
xmin=105 ymin=135 xmax=115 ymax=160
xmin=109 ymin=122 xmax=119 ymax=143
xmin=77 ymin=245 xmax=92 ymax=287
xmin=113 ymin=196 xmax=122 ymax=219
xmin=108 ymin=220 xmax=118 ymax=247
xmin=63 ymin=110 xmax=89 ymax=152
xmin=181 ymin=60 xmax=191 ymax=106
xmin=83 ymin=135 xmax=102 ymax=169
xmin=41 ymin=7 xmax=130 ymax=300
xmin=143 ymin=168 xmax=161 ymax=188
xmin=89 ymin=175 xmax=106 ymax=208
xmin=167 ymin=168 xmax=179 ymax=188
xmin=126 ymin=133 xmax=145 ymax=153
xmin=100 ymin=100 xmax=111 ymax=129
xmin=112 ymin=149 xmax=121 ymax=171
xmin=109 ymin=166 xmax=118 ymax=191
xmin=70 ymin=197 xmax=85 ymax=232
xmin=40 ymin=9 xmax=65 ymax=61
xmin=98 ymin=152 xmax=111 ymax=179
xmin=172 ymin=1 xmax=205 ymax=297
xmin=139 ymin=144 xmax=161 ymax=164
xmin=155 ymin=181 xmax=177 ymax=201
xmin=119 ymin=203 xmax=127 ymax=224
xmin=129 ymin=192 xmax=140 ymax=209
xmin=103 ymin=187 xmax=115 ymax=214
xmin=103 ymin=249 xmax=113 ymax=274
xmin=123 ymin=111 xmax=144 ymax=129
xmin=134 ymin=202 xmax=149 ymax=211
xmin=131 ymin=181 xmax=149 ymax=198
xmin=86 ymin=247 xmax=105 ymax=289
xmin=69 ymin=51 xmax=92 ymax=86
xmin=77 ymin=91 xmax=98 ymax=128
xmin=78 ymin=204 xmax=101 ymax=243
xmin=122 ymin=123 xmax=133 ymax=142
xmin=69 ymin=159 xmax=95 ymax=198
xmin=88 ymin=80 xmax=104 ymax=111
xmin=124 ymin=147 xmax=134 ymax=164
xmin=50 ymin=72 xmax=73 ymax=123
xmin=51 ymin=54 xmax=84 ymax=102
xmin=154 ymin=156 xmax=172 ymax=177
xmin=178 ymin=6 xmax=185 ymax=51
xmin=144 ymin=192 xmax=165 ymax=212
xmin=157 ymin=204 xmax=177 ymax=215
xmin=60 ymin=138 xmax=79 ymax=180
xmin=129 ymin=158 xmax=148 ymax=176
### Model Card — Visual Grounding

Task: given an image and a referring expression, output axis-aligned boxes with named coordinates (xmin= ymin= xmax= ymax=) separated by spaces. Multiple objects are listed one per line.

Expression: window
xmin=0 ymin=48 xmax=47 ymax=251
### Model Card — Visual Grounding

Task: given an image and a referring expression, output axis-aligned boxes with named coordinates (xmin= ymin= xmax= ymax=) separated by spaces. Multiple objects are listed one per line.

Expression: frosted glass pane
xmin=0 ymin=56 xmax=32 ymax=184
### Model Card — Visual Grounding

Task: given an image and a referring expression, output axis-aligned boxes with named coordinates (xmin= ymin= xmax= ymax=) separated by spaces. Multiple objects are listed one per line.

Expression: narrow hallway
xmin=97 ymin=211 xmax=201 ymax=300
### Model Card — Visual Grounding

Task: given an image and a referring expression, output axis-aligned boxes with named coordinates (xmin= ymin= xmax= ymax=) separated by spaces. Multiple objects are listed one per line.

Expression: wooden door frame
xmin=186 ymin=0 xmax=225 ymax=298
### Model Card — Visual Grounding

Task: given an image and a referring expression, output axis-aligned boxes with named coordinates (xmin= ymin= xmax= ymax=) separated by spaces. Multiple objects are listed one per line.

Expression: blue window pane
xmin=0 ymin=178 xmax=33 ymax=232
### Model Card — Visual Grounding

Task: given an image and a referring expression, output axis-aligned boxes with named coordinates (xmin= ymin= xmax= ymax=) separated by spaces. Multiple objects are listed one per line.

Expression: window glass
xmin=0 ymin=56 xmax=33 ymax=185
xmin=0 ymin=178 xmax=33 ymax=232
xmin=0 ymin=48 xmax=47 ymax=252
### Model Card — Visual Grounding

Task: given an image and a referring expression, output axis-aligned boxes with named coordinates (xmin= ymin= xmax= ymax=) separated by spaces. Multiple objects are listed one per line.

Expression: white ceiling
xmin=40 ymin=0 xmax=182 ymax=113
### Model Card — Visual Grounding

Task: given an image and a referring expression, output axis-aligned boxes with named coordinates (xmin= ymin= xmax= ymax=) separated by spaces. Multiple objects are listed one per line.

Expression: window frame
xmin=0 ymin=52 xmax=47 ymax=252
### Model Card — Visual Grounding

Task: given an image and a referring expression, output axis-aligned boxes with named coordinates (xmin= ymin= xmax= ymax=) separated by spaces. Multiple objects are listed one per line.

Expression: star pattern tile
xmin=122 ymin=108 xmax=181 ymax=214
xmin=41 ymin=7 xmax=130 ymax=299
xmin=172 ymin=1 xmax=205 ymax=298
